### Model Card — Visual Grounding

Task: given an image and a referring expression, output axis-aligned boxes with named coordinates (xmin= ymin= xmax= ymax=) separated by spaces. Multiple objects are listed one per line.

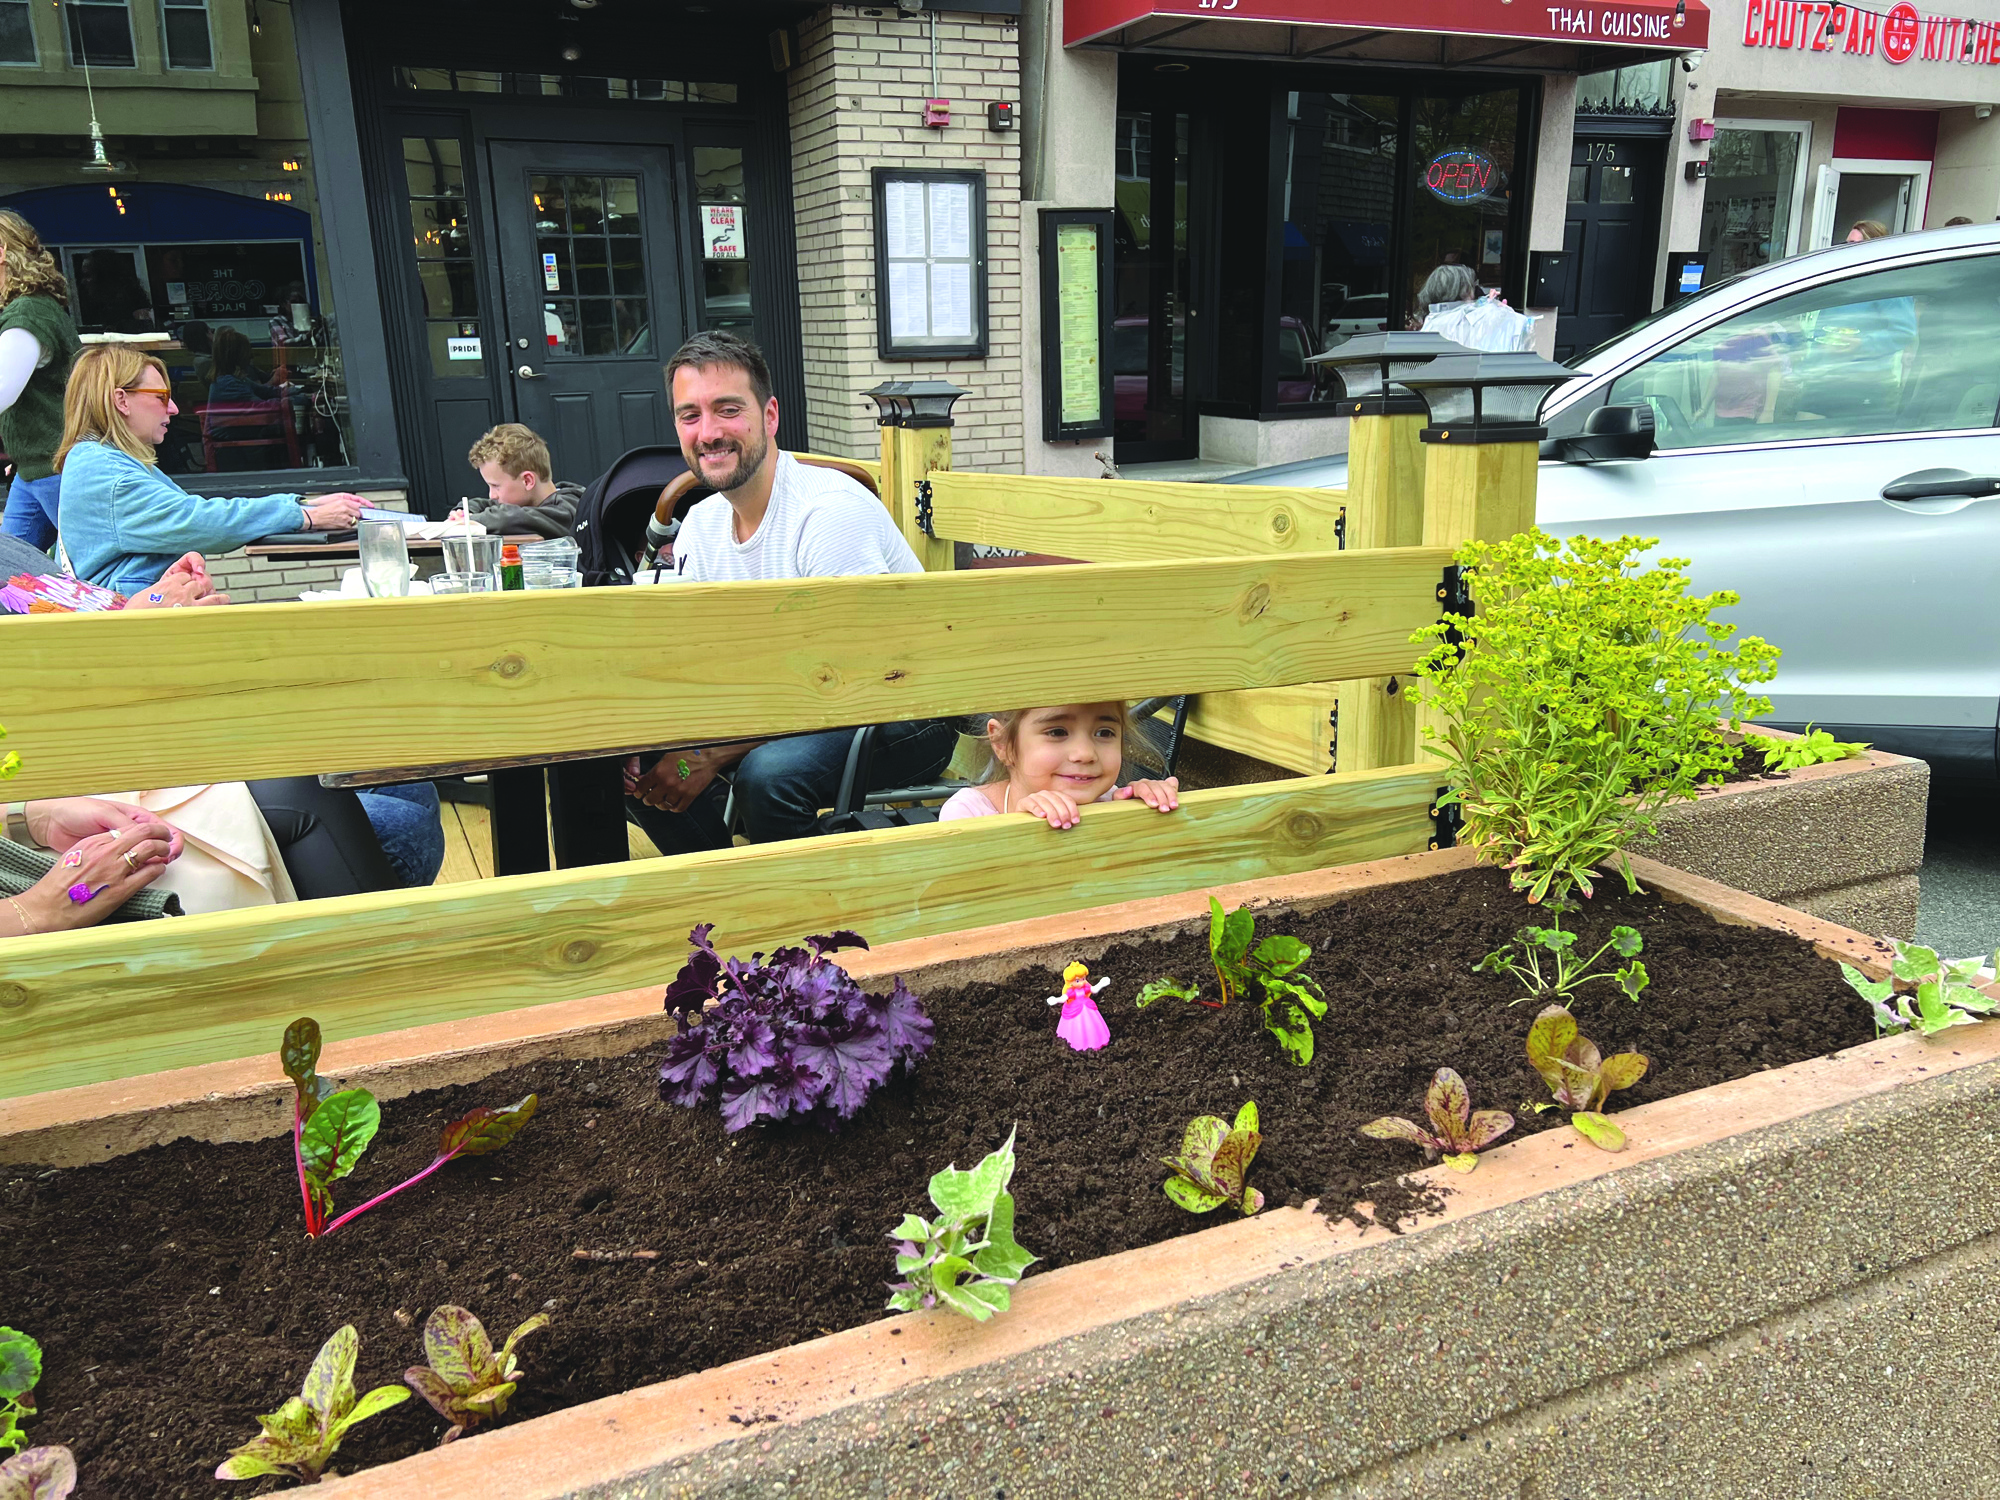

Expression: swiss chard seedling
xmin=0 ymin=1330 xmax=40 ymax=1457
xmin=404 ymin=1306 xmax=550 ymax=1444
xmin=1840 ymin=940 xmax=2000 ymax=1038
xmin=886 ymin=1127 xmax=1038 ymax=1322
xmin=1473 ymin=902 xmax=1648 ymax=1006
xmin=1135 ymin=898 xmax=1329 ymax=1064
xmin=215 ymin=1325 xmax=409 ymax=1483
xmin=1743 ymin=725 xmax=1868 ymax=773
xmin=0 ymin=1445 xmax=75 ymax=1500
xmin=1162 ymin=1101 xmax=1265 ymax=1216
xmin=1360 ymin=1068 xmax=1514 ymax=1173
xmin=659 ymin=927 xmax=933 ymax=1131
xmin=1525 ymin=1005 xmax=1649 ymax=1151
xmin=281 ymin=1018 xmax=536 ymax=1238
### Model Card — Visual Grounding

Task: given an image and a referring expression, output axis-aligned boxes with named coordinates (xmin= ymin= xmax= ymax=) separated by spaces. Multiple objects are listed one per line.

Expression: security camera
xmin=896 ymin=0 xmax=923 ymax=11
xmin=1680 ymin=51 xmax=1702 ymax=72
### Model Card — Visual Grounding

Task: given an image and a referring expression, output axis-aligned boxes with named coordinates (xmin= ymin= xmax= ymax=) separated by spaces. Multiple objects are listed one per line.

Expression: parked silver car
xmin=1225 ymin=223 xmax=2000 ymax=775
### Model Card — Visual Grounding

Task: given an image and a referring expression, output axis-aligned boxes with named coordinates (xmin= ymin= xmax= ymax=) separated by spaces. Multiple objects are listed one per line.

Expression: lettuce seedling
xmin=0 ymin=1330 xmax=40 ymax=1457
xmin=886 ymin=1127 xmax=1038 ymax=1322
xmin=659 ymin=926 xmax=933 ymax=1132
xmin=404 ymin=1306 xmax=550 ymax=1444
xmin=215 ymin=1325 xmax=409 ymax=1483
xmin=1525 ymin=1005 xmax=1649 ymax=1151
xmin=1841 ymin=940 xmax=2000 ymax=1038
xmin=0 ymin=1445 xmax=75 ymax=1500
xmin=1359 ymin=1068 xmax=1514 ymax=1173
xmin=1473 ymin=902 xmax=1648 ymax=1007
xmin=1162 ymin=1101 xmax=1265 ymax=1216
xmin=281 ymin=1017 xmax=536 ymax=1238
xmin=1134 ymin=898 xmax=1329 ymax=1065
xmin=1743 ymin=725 xmax=1868 ymax=773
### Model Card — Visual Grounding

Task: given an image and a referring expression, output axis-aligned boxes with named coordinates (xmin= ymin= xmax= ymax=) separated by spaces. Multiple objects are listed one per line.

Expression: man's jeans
xmin=625 ymin=720 xmax=957 ymax=857
xmin=355 ymin=781 xmax=446 ymax=887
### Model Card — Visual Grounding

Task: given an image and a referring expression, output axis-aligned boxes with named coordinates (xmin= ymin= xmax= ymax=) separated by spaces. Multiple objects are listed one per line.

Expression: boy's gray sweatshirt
xmin=466 ymin=479 xmax=583 ymax=539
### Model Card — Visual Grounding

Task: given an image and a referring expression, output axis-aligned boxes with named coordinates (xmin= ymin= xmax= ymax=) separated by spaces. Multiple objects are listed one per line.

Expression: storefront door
xmin=488 ymin=141 xmax=687 ymax=486
xmin=1559 ymin=135 xmax=1665 ymax=360
xmin=1112 ymin=106 xmax=1196 ymax=461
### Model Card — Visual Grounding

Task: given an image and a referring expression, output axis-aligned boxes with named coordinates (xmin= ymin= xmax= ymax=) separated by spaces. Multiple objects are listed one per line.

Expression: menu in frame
xmin=1054 ymin=223 xmax=1102 ymax=427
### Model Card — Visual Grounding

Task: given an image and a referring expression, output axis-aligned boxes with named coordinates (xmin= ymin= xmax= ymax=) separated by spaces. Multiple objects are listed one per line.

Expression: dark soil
xmin=8 ymin=865 xmax=1877 ymax=1498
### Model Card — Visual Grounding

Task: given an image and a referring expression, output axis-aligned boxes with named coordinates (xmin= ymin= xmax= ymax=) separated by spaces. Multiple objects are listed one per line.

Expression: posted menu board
xmin=1038 ymin=209 xmax=1113 ymax=441
xmin=872 ymin=168 xmax=987 ymax=360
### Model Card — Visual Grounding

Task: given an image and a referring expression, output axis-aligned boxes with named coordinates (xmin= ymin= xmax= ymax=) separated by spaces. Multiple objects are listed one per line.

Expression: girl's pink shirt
xmin=938 ymin=783 xmax=1118 ymax=821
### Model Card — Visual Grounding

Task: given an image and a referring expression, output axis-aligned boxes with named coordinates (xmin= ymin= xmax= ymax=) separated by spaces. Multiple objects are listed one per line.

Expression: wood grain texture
xmin=1183 ymin=685 xmax=1334 ymax=775
xmin=925 ymin=471 xmax=1350 ymax=562
xmin=1334 ymin=412 xmax=1427 ymax=773
xmin=3 ymin=548 xmax=1450 ymax=799
xmin=0 ymin=767 xmax=1440 ymax=1099
xmin=882 ymin=425 xmax=953 ymax=573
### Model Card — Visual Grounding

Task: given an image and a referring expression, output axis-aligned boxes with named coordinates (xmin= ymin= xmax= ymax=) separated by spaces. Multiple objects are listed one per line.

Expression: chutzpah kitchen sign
xmin=1742 ymin=1 xmax=2000 ymax=63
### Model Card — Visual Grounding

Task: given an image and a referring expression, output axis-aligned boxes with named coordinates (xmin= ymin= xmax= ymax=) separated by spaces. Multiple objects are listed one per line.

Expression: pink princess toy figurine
xmin=1048 ymin=961 xmax=1111 ymax=1051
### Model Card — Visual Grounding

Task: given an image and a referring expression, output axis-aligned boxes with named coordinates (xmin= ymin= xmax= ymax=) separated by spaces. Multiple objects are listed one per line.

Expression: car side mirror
xmin=1558 ymin=403 xmax=1656 ymax=463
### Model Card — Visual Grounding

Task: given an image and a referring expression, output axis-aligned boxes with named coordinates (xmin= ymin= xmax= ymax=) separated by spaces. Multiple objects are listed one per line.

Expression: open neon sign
xmin=1423 ymin=149 xmax=1498 ymax=204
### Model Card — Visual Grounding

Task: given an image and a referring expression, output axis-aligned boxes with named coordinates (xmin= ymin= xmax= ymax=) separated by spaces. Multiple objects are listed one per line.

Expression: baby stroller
xmin=573 ymin=444 xmax=698 ymax=587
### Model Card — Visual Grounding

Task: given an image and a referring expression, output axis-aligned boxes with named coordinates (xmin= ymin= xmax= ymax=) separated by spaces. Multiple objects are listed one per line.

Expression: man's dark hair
xmin=666 ymin=330 xmax=773 ymax=408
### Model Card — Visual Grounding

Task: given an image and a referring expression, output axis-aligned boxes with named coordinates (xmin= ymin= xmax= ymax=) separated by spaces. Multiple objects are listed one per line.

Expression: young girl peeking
xmin=938 ymin=703 xmax=1180 ymax=829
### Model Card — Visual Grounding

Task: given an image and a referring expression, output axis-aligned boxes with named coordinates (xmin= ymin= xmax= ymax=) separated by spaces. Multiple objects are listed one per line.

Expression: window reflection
xmin=1280 ymin=91 xmax=1400 ymax=395
xmin=530 ymin=173 xmax=649 ymax=357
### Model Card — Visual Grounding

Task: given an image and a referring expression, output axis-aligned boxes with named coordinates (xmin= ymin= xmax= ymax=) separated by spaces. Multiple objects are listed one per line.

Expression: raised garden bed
xmin=10 ymin=848 xmax=1971 ymax=1499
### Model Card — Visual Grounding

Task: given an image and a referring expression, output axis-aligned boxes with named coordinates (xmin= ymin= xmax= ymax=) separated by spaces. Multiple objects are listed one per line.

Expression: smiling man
xmin=622 ymin=331 xmax=955 ymax=854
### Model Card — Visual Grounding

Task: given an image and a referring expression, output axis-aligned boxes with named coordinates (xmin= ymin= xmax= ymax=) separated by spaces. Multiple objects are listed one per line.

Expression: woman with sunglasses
xmin=52 ymin=344 xmax=364 ymax=596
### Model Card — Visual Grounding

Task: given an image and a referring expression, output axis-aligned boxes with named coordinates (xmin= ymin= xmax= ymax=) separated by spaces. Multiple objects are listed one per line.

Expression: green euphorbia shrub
xmin=1409 ymin=531 xmax=1779 ymax=905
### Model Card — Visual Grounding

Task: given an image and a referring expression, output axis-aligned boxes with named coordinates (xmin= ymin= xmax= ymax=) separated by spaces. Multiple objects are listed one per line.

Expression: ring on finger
xmin=122 ymin=849 xmax=139 ymax=871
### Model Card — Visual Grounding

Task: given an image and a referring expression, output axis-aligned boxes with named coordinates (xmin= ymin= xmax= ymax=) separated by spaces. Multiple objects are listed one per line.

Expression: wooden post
xmin=869 ymin=381 xmax=961 ymax=574
xmin=1332 ymin=409 xmax=1427 ymax=773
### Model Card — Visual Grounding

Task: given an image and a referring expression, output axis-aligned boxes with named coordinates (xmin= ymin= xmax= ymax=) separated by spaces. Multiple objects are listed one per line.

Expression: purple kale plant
xmin=657 ymin=926 xmax=934 ymax=1132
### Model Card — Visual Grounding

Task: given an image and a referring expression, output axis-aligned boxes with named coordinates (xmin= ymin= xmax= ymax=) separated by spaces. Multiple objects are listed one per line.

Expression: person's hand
xmin=8 ymin=822 xmax=177 ymax=936
xmin=23 ymin=797 xmax=184 ymax=860
xmin=630 ymin=751 xmax=718 ymax=814
xmin=1113 ymin=776 xmax=1180 ymax=812
xmin=304 ymin=493 xmax=367 ymax=529
xmin=1015 ymin=788 xmax=1083 ymax=829
xmin=127 ymin=553 xmax=228 ymax=610
xmin=447 ymin=507 xmax=468 ymax=523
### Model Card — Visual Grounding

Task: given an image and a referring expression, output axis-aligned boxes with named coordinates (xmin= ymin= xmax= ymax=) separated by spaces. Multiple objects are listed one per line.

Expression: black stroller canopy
xmin=572 ymin=444 xmax=705 ymax=587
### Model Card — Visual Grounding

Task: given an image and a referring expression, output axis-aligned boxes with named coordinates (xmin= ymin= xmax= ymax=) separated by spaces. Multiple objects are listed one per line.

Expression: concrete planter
xmin=8 ymin=851 xmax=1984 ymax=1499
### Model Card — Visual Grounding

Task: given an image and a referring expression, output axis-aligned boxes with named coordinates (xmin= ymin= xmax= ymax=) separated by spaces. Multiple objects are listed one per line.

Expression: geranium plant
xmin=404 ymin=1306 xmax=550 ymax=1444
xmin=1134 ymin=898 xmax=1329 ymax=1065
xmin=215 ymin=1325 xmax=409 ymax=1483
xmin=0 ymin=1446 xmax=74 ymax=1500
xmin=1360 ymin=1068 xmax=1514 ymax=1173
xmin=658 ymin=926 xmax=933 ymax=1131
xmin=1409 ymin=531 xmax=1779 ymax=905
xmin=1841 ymin=941 xmax=1999 ymax=1037
xmin=0 ymin=1330 xmax=39 ymax=1457
xmin=886 ymin=1128 xmax=1038 ymax=1322
xmin=1162 ymin=1101 xmax=1264 ymax=1216
xmin=281 ymin=1018 xmax=537 ymax=1239
xmin=1474 ymin=903 xmax=1648 ymax=1006
xmin=1525 ymin=1005 xmax=1649 ymax=1151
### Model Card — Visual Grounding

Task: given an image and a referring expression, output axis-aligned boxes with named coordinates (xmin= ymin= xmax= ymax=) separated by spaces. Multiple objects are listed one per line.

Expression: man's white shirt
xmin=671 ymin=451 xmax=922 ymax=582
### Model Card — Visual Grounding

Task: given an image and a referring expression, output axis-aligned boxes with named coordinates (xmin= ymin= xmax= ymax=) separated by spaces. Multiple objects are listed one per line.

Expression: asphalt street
xmin=1916 ymin=777 xmax=2000 ymax=960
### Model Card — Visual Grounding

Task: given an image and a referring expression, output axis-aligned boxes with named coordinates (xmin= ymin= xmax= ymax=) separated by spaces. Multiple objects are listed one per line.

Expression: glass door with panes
xmin=489 ymin=140 xmax=686 ymax=483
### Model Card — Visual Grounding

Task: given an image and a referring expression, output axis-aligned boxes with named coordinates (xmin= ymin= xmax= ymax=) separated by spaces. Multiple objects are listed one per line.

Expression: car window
xmin=1604 ymin=252 xmax=2000 ymax=449
xmin=1277 ymin=325 xmax=1308 ymax=379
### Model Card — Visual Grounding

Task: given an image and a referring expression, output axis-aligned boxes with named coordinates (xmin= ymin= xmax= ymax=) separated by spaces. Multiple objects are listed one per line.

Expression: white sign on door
xmin=447 ymin=336 xmax=482 ymax=361
xmin=703 ymin=203 xmax=746 ymax=260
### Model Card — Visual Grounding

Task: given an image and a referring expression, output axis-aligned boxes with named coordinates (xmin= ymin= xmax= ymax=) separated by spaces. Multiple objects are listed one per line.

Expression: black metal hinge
xmin=1334 ymin=505 xmax=1346 ymax=551
xmin=1326 ymin=705 xmax=1338 ymax=774
xmin=1427 ymin=789 xmax=1464 ymax=851
xmin=914 ymin=477 xmax=935 ymax=538
xmin=1437 ymin=563 xmax=1473 ymax=657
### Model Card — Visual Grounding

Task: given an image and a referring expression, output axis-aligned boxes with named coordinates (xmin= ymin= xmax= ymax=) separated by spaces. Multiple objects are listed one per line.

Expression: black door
xmin=489 ymin=140 xmax=687 ymax=483
xmin=1558 ymin=136 xmax=1664 ymax=361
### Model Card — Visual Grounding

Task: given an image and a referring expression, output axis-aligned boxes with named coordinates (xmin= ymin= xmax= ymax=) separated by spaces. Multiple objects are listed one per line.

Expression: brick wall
xmin=204 ymin=487 xmax=411 ymax=603
xmin=788 ymin=4 xmax=1025 ymax=474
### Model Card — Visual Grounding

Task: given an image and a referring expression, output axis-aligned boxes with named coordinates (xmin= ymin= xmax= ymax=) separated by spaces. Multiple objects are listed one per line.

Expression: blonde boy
xmin=457 ymin=423 xmax=581 ymax=539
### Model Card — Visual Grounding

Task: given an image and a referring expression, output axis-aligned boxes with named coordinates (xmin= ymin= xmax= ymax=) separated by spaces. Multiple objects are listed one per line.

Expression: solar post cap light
xmin=1304 ymin=330 xmax=1470 ymax=418
xmin=863 ymin=379 xmax=968 ymax=428
xmin=1397 ymin=352 xmax=1584 ymax=445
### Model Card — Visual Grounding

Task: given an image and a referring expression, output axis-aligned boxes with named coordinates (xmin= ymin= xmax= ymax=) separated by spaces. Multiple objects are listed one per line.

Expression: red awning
xmin=1065 ymin=0 xmax=1710 ymax=53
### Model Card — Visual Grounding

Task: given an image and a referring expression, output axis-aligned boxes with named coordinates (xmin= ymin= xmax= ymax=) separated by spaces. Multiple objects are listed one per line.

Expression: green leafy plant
xmin=282 ymin=1018 xmax=537 ymax=1238
xmin=0 ymin=1446 xmax=75 ymax=1500
xmin=1162 ymin=1101 xmax=1265 ymax=1216
xmin=1473 ymin=903 xmax=1649 ymax=1006
xmin=1840 ymin=941 xmax=1999 ymax=1038
xmin=404 ymin=1306 xmax=550 ymax=1445
xmin=1134 ymin=898 xmax=1329 ymax=1064
xmin=1525 ymin=1005 xmax=1649 ymax=1151
xmin=1409 ymin=531 xmax=1779 ymax=905
xmin=215 ymin=1325 xmax=409 ymax=1483
xmin=886 ymin=1127 xmax=1038 ymax=1322
xmin=0 ymin=722 xmax=17 ymax=783
xmin=0 ymin=1331 xmax=40 ymax=1457
xmin=1742 ymin=725 xmax=1868 ymax=773
xmin=1360 ymin=1068 xmax=1514 ymax=1173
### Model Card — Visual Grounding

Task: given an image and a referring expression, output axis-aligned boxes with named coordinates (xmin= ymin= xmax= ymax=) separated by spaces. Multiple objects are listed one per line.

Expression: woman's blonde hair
xmin=55 ymin=344 xmax=168 ymax=471
xmin=975 ymin=701 xmax=1151 ymax=783
xmin=0 ymin=210 xmax=71 ymax=309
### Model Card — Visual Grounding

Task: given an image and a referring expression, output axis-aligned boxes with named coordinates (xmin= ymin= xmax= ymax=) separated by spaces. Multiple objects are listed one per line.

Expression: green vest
xmin=0 ymin=294 xmax=82 ymax=481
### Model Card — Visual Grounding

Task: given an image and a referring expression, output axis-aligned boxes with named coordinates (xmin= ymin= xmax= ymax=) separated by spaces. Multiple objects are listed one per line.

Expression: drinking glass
xmin=520 ymin=536 xmax=582 ymax=589
xmin=357 ymin=519 xmax=411 ymax=598
xmin=428 ymin=573 xmax=472 ymax=595
xmin=441 ymin=532 xmax=503 ymax=583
